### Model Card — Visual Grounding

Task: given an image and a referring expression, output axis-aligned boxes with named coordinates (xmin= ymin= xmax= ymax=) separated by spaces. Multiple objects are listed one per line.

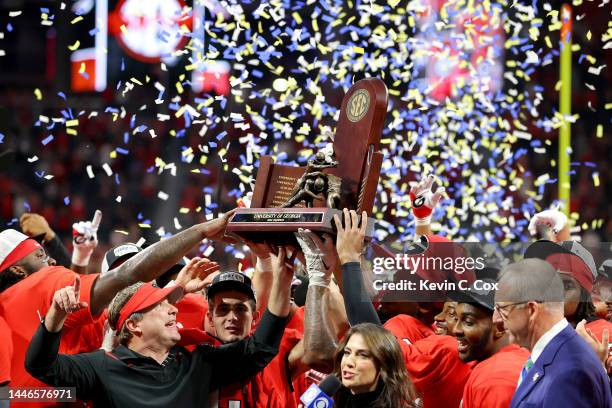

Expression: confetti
xmin=67 ymin=40 xmax=80 ymax=51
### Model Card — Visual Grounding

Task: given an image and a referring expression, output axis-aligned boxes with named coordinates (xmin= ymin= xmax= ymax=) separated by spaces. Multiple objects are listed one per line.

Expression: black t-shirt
xmin=25 ymin=310 xmax=287 ymax=408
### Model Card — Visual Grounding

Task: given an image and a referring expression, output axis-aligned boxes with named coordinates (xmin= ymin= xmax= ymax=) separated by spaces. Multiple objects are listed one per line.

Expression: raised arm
xmin=528 ymin=208 xmax=571 ymax=242
xmin=334 ymin=209 xmax=380 ymax=326
xmin=89 ymin=210 xmax=236 ymax=315
xmin=207 ymin=245 xmax=292 ymax=389
xmin=243 ymin=239 xmax=274 ymax=314
xmin=293 ymin=229 xmax=344 ymax=373
xmin=409 ymin=174 xmax=445 ymax=236
xmin=20 ymin=213 xmax=71 ymax=267
xmin=25 ymin=282 xmax=101 ymax=400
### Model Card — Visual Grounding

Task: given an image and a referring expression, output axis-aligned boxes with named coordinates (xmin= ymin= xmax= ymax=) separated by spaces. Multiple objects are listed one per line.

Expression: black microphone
xmin=300 ymin=374 xmax=342 ymax=408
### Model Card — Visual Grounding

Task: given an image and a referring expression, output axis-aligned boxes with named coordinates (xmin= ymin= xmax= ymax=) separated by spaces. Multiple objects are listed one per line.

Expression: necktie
xmin=518 ymin=357 xmax=534 ymax=386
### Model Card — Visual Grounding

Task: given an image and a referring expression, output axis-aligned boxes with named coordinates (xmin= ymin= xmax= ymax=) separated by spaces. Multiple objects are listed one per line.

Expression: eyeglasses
xmin=494 ymin=301 xmax=542 ymax=321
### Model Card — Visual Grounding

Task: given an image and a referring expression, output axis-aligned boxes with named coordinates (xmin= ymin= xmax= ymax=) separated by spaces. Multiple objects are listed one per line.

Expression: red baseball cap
xmin=546 ymin=253 xmax=594 ymax=293
xmin=115 ymin=282 xmax=184 ymax=334
xmin=0 ymin=229 xmax=42 ymax=272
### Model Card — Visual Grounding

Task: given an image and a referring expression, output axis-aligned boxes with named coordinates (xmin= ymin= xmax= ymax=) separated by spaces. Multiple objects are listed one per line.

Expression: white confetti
xmin=588 ymin=64 xmax=607 ymax=75
xmin=102 ymin=163 xmax=113 ymax=176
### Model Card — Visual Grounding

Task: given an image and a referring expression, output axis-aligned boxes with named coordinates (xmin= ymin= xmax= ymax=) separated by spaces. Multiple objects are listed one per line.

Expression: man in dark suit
xmin=494 ymin=259 xmax=612 ymax=408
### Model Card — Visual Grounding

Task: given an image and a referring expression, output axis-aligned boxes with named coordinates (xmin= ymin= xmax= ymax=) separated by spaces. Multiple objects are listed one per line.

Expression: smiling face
xmin=340 ymin=333 xmax=380 ymax=394
xmin=131 ymin=299 xmax=180 ymax=349
xmin=434 ymin=301 xmax=457 ymax=335
xmin=560 ymin=273 xmax=581 ymax=318
xmin=592 ymin=280 xmax=612 ymax=321
xmin=453 ymin=303 xmax=497 ymax=363
xmin=10 ymin=246 xmax=56 ymax=276
xmin=207 ymin=290 xmax=257 ymax=343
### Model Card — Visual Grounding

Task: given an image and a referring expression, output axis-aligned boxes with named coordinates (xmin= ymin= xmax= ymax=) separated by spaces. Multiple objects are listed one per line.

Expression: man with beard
xmin=451 ymin=281 xmax=529 ymax=408
xmin=592 ymin=260 xmax=612 ymax=322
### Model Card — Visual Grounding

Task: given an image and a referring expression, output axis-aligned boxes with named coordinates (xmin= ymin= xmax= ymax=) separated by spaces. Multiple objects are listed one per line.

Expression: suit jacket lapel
xmin=511 ymin=326 xmax=575 ymax=407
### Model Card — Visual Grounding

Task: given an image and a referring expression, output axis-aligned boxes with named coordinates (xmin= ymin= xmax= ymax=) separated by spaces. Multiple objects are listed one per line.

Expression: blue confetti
xmin=41 ymin=135 xmax=54 ymax=146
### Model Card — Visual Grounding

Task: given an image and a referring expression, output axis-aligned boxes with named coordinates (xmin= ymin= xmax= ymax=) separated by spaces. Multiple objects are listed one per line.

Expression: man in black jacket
xmin=25 ymin=246 xmax=293 ymax=408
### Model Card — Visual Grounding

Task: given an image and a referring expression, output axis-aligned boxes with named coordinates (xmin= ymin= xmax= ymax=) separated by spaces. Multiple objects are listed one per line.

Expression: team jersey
xmin=179 ymin=305 xmax=306 ymax=408
xmin=175 ymin=293 xmax=208 ymax=331
xmin=0 ymin=315 xmax=12 ymax=384
xmin=0 ymin=266 xmax=102 ymax=407
xmin=384 ymin=314 xmax=435 ymax=344
xmin=392 ymin=331 xmax=472 ymax=408
xmin=461 ymin=344 xmax=529 ymax=408
xmin=585 ymin=318 xmax=612 ymax=342
xmin=181 ymin=327 xmax=302 ymax=408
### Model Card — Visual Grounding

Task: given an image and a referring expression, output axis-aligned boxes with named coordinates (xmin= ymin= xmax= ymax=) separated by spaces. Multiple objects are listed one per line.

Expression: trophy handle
xmin=357 ymin=149 xmax=383 ymax=214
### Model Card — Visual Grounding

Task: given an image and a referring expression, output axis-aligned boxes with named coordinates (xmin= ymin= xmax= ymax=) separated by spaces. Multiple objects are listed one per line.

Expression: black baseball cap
xmin=599 ymin=260 xmax=612 ymax=281
xmin=101 ymin=243 xmax=142 ymax=274
xmin=206 ymin=271 xmax=256 ymax=302
xmin=448 ymin=278 xmax=497 ymax=312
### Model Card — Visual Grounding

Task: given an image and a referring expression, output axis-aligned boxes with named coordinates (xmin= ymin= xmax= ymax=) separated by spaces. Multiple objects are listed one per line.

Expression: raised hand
xmin=174 ymin=257 xmax=221 ymax=294
xmin=528 ymin=208 xmax=569 ymax=242
xmin=409 ymin=174 xmax=445 ymax=226
xmin=20 ymin=213 xmax=55 ymax=242
xmin=46 ymin=276 xmax=88 ymax=332
xmin=71 ymin=210 xmax=102 ymax=267
xmin=267 ymin=246 xmax=293 ymax=317
xmin=576 ymin=319 xmax=609 ymax=364
xmin=333 ymin=209 xmax=367 ymax=265
xmin=202 ymin=208 xmax=238 ymax=243
xmin=295 ymin=229 xmax=338 ymax=287
xmin=52 ymin=276 xmax=88 ymax=313
xmin=242 ymin=238 xmax=273 ymax=260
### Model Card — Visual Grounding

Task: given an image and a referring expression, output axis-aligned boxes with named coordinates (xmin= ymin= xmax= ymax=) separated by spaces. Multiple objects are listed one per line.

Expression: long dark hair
xmin=574 ymin=287 xmax=597 ymax=323
xmin=332 ymin=323 xmax=419 ymax=408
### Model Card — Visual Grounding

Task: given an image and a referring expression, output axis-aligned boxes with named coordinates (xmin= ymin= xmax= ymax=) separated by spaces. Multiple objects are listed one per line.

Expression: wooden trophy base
xmin=226 ymin=208 xmax=375 ymax=245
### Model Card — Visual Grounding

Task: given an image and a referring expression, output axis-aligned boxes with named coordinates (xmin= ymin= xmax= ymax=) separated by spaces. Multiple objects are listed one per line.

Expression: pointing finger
xmin=91 ymin=210 xmax=102 ymax=230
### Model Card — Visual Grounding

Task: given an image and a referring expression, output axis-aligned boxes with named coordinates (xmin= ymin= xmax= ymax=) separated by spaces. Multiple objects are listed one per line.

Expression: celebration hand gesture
xmin=175 ymin=257 xmax=221 ymax=294
xmin=409 ymin=174 xmax=445 ymax=226
xmin=51 ymin=276 xmax=88 ymax=314
xmin=46 ymin=276 xmax=88 ymax=332
xmin=72 ymin=210 xmax=102 ymax=267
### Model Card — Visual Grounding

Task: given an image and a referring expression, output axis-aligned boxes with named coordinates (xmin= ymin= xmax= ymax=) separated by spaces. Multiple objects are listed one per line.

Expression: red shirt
xmin=291 ymin=369 xmax=326 ymax=408
xmin=179 ymin=306 xmax=306 ymax=408
xmin=182 ymin=328 xmax=303 ymax=408
xmin=585 ymin=318 xmax=612 ymax=342
xmin=0 ymin=315 xmax=12 ymax=384
xmin=286 ymin=306 xmax=304 ymax=332
xmin=384 ymin=314 xmax=435 ymax=344
xmin=176 ymin=293 xmax=209 ymax=330
xmin=396 ymin=335 xmax=472 ymax=408
xmin=461 ymin=344 xmax=529 ymax=408
xmin=0 ymin=266 xmax=101 ymax=406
